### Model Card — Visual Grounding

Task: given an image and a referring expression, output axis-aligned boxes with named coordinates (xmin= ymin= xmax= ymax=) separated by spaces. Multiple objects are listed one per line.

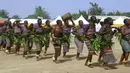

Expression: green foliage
xmin=76 ymin=35 xmax=85 ymax=42
xmin=115 ymin=31 xmax=122 ymax=42
xmin=72 ymin=13 xmax=80 ymax=20
xmin=79 ymin=10 xmax=88 ymax=20
xmin=91 ymin=35 xmax=102 ymax=52
xmin=88 ymin=2 xmax=105 ymax=15
xmin=0 ymin=9 xmax=9 ymax=18
xmin=11 ymin=15 xmax=20 ymax=19
xmin=72 ymin=10 xmax=88 ymax=20
xmin=26 ymin=6 xmax=50 ymax=19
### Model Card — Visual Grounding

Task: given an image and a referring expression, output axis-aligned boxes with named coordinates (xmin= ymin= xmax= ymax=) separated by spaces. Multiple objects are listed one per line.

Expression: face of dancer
xmin=16 ymin=21 xmax=20 ymax=27
xmin=108 ymin=18 xmax=113 ymax=25
xmin=124 ymin=19 xmax=130 ymax=27
xmin=24 ymin=21 xmax=28 ymax=27
xmin=46 ymin=20 xmax=50 ymax=26
xmin=30 ymin=24 xmax=33 ymax=29
xmin=57 ymin=20 xmax=62 ymax=27
xmin=90 ymin=16 xmax=97 ymax=23
xmin=79 ymin=20 xmax=83 ymax=27
xmin=104 ymin=17 xmax=113 ymax=25
xmin=38 ymin=19 xmax=42 ymax=26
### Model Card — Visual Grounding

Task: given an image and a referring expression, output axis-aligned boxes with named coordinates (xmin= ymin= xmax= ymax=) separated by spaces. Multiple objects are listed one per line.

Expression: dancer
xmin=22 ymin=21 xmax=31 ymax=59
xmin=43 ymin=20 xmax=52 ymax=56
xmin=119 ymin=18 xmax=130 ymax=67
xmin=62 ymin=19 xmax=75 ymax=57
xmin=5 ymin=21 xmax=13 ymax=54
xmin=84 ymin=16 xmax=97 ymax=68
xmin=34 ymin=19 xmax=44 ymax=61
xmin=99 ymin=17 xmax=116 ymax=70
xmin=72 ymin=20 xmax=84 ymax=60
xmin=51 ymin=20 xmax=63 ymax=63
xmin=14 ymin=20 xmax=22 ymax=55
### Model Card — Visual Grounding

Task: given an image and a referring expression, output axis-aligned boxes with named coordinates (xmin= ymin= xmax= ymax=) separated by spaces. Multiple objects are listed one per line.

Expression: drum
xmin=62 ymin=13 xmax=72 ymax=21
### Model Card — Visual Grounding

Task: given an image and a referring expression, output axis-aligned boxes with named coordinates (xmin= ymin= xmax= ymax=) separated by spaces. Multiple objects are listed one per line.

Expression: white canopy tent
xmin=10 ymin=19 xmax=16 ymax=23
xmin=50 ymin=15 xmax=63 ymax=25
xmin=74 ymin=15 xmax=89 ymax=25
xmin=113 ymin=17 xmax=124 ymax=25
xmin=100 ymin=18 xmax=105 ymax=22
xmin=112 ymin=17 xmax=124 ymax=27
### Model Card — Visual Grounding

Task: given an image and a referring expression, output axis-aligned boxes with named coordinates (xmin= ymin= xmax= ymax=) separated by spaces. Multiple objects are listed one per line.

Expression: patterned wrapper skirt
xmin=35 ymin=41 xmax=43 ymax=51
xmin=23 ymin=38 xmax=30 ymax=51
xmin=120 ymin=39 xmax=130 ymax=53
xmin=103 ymin=48 xmax=116 ymax=63
xmin=99 ymin=48 xmax=104 ymax=55
xmin=63 ymin=43 xmax=70 ymax=52
xmin=85 ymin=38 xmax=95 ymax=55
xmin=44 ymin=39 xmax=50 ymax=47
xmin=6 ymin=37 xmax=12 ymax=47
xmin=53 ymin=39 xmax=62 ymax=56
xmin=74 ymin=38 xmax=84 ymax=53
xmin=0 ymin=36 xmax=6 ymax=45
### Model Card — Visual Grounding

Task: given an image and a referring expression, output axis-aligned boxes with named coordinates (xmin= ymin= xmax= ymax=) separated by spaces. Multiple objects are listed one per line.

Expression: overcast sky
xmin=0 ymin=0 xmax=129 ymax=18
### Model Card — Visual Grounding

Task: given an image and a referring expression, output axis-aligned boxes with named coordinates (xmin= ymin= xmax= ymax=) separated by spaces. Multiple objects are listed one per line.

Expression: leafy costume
xmin=34 ymin=27 xmax=44 ymax=51
xmin=63 ymin=26 xmax=71 ymax=52
xmin=43 ymin=26 xmax=52 ymax=47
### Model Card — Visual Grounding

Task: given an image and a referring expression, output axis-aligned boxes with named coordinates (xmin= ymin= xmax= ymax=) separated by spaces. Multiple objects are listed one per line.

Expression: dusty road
xmin=0 ymin=38 xmax=130 ymax=73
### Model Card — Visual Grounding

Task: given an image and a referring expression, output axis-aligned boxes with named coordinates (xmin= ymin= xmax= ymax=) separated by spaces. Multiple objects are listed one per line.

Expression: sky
xmin=0 ymin=0 xmax=130 ymax=18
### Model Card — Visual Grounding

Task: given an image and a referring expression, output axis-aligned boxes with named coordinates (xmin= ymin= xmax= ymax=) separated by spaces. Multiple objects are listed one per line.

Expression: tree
xmin=11 ymin=15 xmax=20 ymax=19
xmin=115 ymin=10 xmax=121 ymax=15
xmin=26 ymin=6 xmax=50 ymax=19
xmin=79 ymin=10 xmax=88 ymax=20
xmin=88 ymin=2 xmax=105 ymax=15
xmin=72 ymin=13 xmax=80 ymax=20
xmin=121 ymin=12 xmax=130 ymax=17
xmin=0 ymin=9 xmax=9 ymax=18
xmin=25 ymin=14 xmax=36 ymax=19
xmin=72 ymin=10 xmax=88 ymax=20
xmin=107 ymin=12 xmax=115 ymax=16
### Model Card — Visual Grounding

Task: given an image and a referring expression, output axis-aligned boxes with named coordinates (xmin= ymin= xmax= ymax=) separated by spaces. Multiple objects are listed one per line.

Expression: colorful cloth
xmin=103 ymin=48 xmax=117 ymax=63
xmin=85 ymin=25 xmax=96 ymax=54
xmin=54 ymin=44 xmax=61 ymax=56
xmin=0 ymin=36 xmax=6 ymax=45
xmin=120 ymin=27 xmax=130 ymax=52
xmin=74 ymin=38 xmax=84 ymax=53
xmin=85 ymin=38 xmax=95 ymax=55
xmin=101 ymin=28 xmax=116 ymax=63
xmin=73 ymin=27 xmax=84 ymax=53
xmin=120 ymin=38 xmax=130 ymax=52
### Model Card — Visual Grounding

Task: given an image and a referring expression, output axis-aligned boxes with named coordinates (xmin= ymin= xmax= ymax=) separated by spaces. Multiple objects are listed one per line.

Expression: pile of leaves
xmin=43 ymin=33 xmax=50 ymax=46
xmin=91 ymin=34 xmax=114 ymax=52
xmin=115 ymin=31 xmax=122 ymax=42
xmin=33 ymin=34 xmax=45 ymax=47
xmin=62 ymin=35 xmax=71 ymax=44
xmin=76 ymin=35 xmax=85 ymax=42
xmin=91 ymin=35 xmax=102 ymax=52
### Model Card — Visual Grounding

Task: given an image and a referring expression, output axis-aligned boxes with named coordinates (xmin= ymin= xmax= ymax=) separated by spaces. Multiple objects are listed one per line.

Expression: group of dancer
xmin=0 ymin=16 xmax=130 ymax=70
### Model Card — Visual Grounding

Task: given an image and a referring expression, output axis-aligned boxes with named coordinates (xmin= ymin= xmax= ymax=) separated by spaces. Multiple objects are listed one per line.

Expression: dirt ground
xmin=0 ymin=37 xmax=130 ymax=73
